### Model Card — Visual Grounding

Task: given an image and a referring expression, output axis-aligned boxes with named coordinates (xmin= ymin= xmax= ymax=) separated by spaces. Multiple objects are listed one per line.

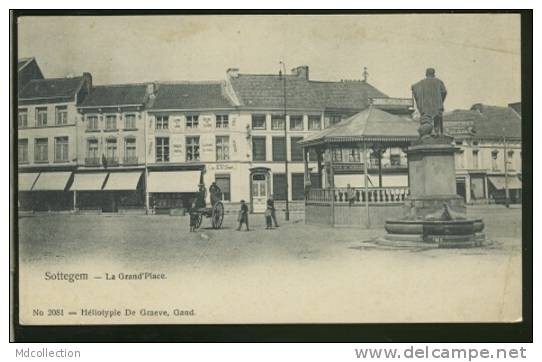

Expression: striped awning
xmin=488 ymin=176 xmax=522 ymax=190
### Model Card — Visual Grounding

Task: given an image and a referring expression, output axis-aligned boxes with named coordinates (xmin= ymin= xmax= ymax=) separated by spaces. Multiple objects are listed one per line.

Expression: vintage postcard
xmin=13 ymin=13 xmax=524 ymax=326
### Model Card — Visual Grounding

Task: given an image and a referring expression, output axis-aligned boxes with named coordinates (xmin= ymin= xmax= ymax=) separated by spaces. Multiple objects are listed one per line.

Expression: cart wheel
xmin=194 ymin=213 xmax=203 ymax=230
xmin=211 ymin=201 xmax=224 ymax=229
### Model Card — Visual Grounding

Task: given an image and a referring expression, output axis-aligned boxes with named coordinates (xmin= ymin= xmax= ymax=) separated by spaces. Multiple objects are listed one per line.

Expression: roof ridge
xmin=92 ymin=83 xmax=150 ymax=88
xmin=157 ymin=80 xmax=225 ymax=85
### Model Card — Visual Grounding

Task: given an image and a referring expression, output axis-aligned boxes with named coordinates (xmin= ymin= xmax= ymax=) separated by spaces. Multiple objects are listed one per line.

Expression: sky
xmin=17 ymin=14 xmax=521 ymax=111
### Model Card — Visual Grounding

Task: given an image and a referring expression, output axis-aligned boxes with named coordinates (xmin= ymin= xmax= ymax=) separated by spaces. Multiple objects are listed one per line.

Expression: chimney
xmin=227 ymin=68 xmax=239 ymax=78
xmin=82 ymin=72 xmax=92 ymax=93
xmin=291 ymin=65 xmax=309 ymax=80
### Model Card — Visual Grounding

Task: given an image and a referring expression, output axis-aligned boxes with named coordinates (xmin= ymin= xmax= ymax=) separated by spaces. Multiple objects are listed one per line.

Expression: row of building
xmin=16 ymin=58 xmax=522 ymax=213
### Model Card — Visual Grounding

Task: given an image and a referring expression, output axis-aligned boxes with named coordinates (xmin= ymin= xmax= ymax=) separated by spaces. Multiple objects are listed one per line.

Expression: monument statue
xmin=411 ymin=68 xmax=447 ymax=138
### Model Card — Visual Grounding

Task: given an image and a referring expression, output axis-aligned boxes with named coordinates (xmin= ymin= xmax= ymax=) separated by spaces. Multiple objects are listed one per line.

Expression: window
xmin=290 ymin=137 xmax=304 ymax=162
xmin=54 ymin=137 xmax=69 ymax=162
xmin=472 ymin=150 xmax=479 ymax=169
xmin=271 ymin=115 xmax=285 ymax=130
xmin=18 ymin=109 xmax=28 ymax=128
xmin=216 ymin=114 xmax=229 ymax=128
xmin=272 ymin=173 xmax=287 ymax=201
xmin=289 ymin=116 xmax=303 ymax=130
xmin=216 ymin=136 xmax=230 ymax=161
xmin=87 ymin=139 xmax=99 ymax=159
xmin=215 ymin=174 xmax=231 ymax=201
xmin=36 ymin=107 xmax=47 ymax=127
xmin=105 ymin=115 xmax=117 ymax=130
xmin=125 ymin=114 xmax=136 ymax=129
xmin=390 ymin=154 xmax=402 ymax=167
xmin=325 ymin=114 xmax=341 ymax=127
xmin=491 ymin=150 xmax=499 ymax=171
xmin=18 ymin=139 xmax=28 ymax=163
xmin=34 ymin=138 xmax=48 ymax=162
xmin=156 ymin=137 xmax=169 ymax=162
xmin=125 ymin=138 xmax=137 ymax=160
xmin=272 ymin=137 xmax=286 ymax=161
xmin=334 ymin=148 xmax=360 ymax=163
xmin=308 ymin=115 xmax=321 ymax=130
xmin=251 ymin=114 xmax=266 ymax=129
xmin=106 ymin=139 xmax=117 ymax=160
xmin=86 ymin=115 xmax=99 ymax=130
xmin=291 ymin=173 xmax=305 ymax=200
xmin=186 ymin=115 xmax=199 ymax=128
xmin=156 ymin=115 xmax=169 ymax=130
xmin=55 ymin=106 xmax=68 ymax=125
xmin=186 ymin=136 xmax=200 ymax=161
xmin=252 ymin=136 xmax=266 ymax=161
xmin=332 ymin=148 xmax=342 ymax=162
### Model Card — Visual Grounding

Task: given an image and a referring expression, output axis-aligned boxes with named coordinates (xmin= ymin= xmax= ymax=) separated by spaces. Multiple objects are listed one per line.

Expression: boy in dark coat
xmin=236 ymin=200 xmax=249 ymax=231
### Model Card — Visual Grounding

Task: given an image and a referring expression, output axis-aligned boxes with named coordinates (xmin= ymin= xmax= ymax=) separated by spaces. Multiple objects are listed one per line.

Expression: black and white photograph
xmin=10 ymin=11 xmax=531 ymax=341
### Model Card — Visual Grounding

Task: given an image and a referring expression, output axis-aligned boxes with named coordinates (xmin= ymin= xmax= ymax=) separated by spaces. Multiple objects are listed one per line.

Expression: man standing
xmin=411 ymin=68 xmax=447 ymax=137
xmin=236 ymin=200 xmax=250 ymax=231
xmin=209 ymin=181 xmax=221 ymax=206
xmin=267 ymin=195 xmax=279 ymax=227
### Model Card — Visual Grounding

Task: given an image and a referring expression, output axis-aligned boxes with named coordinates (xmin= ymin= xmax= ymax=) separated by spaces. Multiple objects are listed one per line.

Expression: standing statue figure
xmin=411 ymin=68 xmax=447 ymax=138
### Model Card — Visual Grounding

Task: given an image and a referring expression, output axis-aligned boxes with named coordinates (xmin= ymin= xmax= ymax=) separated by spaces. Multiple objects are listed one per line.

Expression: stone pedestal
xmin=384 ymin=136 xmax=484 ymax=247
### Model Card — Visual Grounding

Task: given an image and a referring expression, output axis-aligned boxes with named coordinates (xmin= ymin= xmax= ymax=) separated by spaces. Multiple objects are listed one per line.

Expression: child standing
xmin=189 ymin=198 xmax=199 ymax=232
xmin=265 ymin=204 xmax=274 ymax=229
xmin=236 ymin=200 xmax=249 ymax=231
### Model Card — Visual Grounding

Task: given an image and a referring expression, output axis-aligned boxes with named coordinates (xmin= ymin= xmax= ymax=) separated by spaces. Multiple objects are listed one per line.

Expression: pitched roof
xmin=229 ymin=74 xmax=322 ymax=110
xmin=79 ymin=84 xmax=149 ymax=108
xmin=312 ymin=80 xmax=387 ymax=110
xmin=149 ymin=82 xmax=235 ymax=110
xmin=18 ymin=58 xmax=34 ymax=71
xmin=300 ymin=107 xmax=419 ymax=146
xmin=18 ymin=76 xmax=84 ymax=100
xmin=229 ymin=74 xmax=388 ymax=111
xmin=444 ymin=104 xmax=521 ymax=139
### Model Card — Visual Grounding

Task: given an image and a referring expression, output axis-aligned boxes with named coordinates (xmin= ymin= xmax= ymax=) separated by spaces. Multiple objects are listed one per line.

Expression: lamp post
xmin=503 ymin=128 xmax=510 ymax=208
xmin=280 ymin=61 xmax=290 ymax=221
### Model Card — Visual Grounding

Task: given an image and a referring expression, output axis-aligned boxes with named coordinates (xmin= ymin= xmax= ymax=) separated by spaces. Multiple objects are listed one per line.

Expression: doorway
xmin=251 ymin=173 xmax=268 ymax=213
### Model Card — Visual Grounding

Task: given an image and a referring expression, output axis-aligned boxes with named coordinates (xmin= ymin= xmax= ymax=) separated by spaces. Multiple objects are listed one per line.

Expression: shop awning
xmin=103 ymin=171 xmax=142 ymax=191
xmin=18 ymin=173 xmax=39 ymax=191
xmin=488 ymin=176 xmax=522 ymax=190
xmin=70 ymin=173 xmax=108 ymax=191
xmin=148 ymin=170 xmax=201 ymax=193
xmin=32 ymin=172 xmax=72 ymax=191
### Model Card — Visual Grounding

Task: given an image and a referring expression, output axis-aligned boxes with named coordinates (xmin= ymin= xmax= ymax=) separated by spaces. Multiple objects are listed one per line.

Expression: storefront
xmin=488 ymin=175 xmax=522 ymax=204
xmin=18 ymin=171 xmax=73 ymax=211
xmin=147 ymin=169 xmax=203 ymax=214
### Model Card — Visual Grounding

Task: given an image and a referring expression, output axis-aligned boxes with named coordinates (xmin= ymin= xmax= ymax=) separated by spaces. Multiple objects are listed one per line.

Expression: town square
xmin=14 ymin=14 xmax=524 ymax=325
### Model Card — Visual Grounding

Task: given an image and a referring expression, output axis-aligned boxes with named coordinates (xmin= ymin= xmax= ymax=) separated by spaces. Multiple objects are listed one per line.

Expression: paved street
xmin=18 ymin=205 xmax=523 ymax=324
